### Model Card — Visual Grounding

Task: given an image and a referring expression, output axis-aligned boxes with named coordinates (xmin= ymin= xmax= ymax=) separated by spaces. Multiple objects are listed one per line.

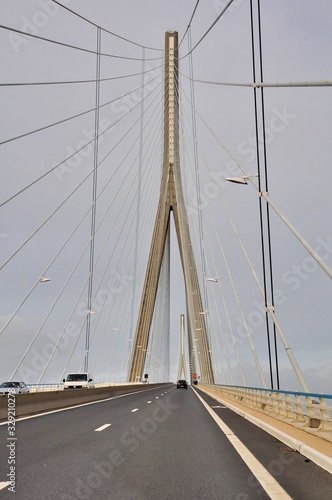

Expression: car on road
xmin=0 ymin=381 xmax=30 ymax=394
xmin=63 ymin=373 xmax=95 ymax=389
xmin=177 ymin=379 xmax=188 ymax=389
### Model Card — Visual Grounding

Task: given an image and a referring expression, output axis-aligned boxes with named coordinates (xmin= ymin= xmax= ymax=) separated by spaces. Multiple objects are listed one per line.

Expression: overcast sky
xmin=1 ymin=0 xmax=331 ymax=393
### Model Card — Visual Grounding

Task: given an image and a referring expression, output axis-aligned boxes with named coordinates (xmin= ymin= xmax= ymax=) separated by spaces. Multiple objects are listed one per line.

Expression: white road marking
xmin=211 ymin=405 xmax=227 ymax=409
xmin=0 ymin=387 xmax=158 ymax=426
xmin=0 ymin=385 xmax=175 ymax=431
xmin=147 ymin=401 xmax=152 ymax=404
xmin=131 ymin=408 xmax=139 ymax=412
xmin=0 ymin=482 xmax=11 ymax=491
xmin=94 ymin=423 xmax=111 ymax=432
xmin=194 ymin=390 xmax=292 ymax=499
xmin=155 ymin=396 xmax=159 ymax=399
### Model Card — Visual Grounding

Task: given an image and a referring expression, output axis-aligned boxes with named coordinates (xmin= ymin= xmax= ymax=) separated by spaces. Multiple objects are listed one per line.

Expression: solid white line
xmin=0 ymin=482 xmax=11 ymax=490
xmin=193 ymin=390 xmax=291 ymax=499
xmin=131 ymin=408 xmax=139 ymax=412
xmin=94 ymin=423 xmax=111 ymax=432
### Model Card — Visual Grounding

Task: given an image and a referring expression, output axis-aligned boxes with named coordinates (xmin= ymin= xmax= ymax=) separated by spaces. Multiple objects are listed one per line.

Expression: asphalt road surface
xmin=0 ymin=384 xmax=331 ymax=499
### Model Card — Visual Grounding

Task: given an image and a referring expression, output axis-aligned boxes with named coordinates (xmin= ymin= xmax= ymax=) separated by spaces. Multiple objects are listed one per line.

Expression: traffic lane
xmin=0 ymin=385 xmax=174 ymax=499
xmin=195 ymin=387 xmax=332 ymax=500
xmin=0 ymin=385 xmax=268 ymax=499
xmin=0 ymin=383 xmax=174 ymax=445
xmin=68 ymin=385 xmax=268 ymax=500
xmin=0 ymin=384 xmax=174 ymax=474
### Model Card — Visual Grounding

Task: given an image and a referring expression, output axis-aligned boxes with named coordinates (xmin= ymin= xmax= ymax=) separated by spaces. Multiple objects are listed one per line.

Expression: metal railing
xmin=28 ymin=384 xmax=63 ymax=392
xmin=27 ymin=382 xmax=145 ymax=392
xmin=200 ymin=384 xmax=332 ymax=434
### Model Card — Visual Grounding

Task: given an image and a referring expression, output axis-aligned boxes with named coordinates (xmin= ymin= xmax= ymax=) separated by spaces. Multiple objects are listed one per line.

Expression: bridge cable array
xmin=0 ymin=2 xmax=330 ymax=389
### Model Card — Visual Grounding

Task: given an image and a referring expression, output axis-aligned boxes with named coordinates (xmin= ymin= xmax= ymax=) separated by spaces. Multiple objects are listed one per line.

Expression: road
xmin=0 ymin=384 xmax=331 ymax=499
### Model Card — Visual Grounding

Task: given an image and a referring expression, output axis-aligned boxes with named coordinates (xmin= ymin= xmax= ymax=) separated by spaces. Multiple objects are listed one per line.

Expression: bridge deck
xmin=198 ymin=385 xmax=332 ymax=473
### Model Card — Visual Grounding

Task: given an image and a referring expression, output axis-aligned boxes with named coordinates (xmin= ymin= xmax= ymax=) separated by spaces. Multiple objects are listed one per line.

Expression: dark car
xmin=177 ymin=379 xmax=187 ymax=389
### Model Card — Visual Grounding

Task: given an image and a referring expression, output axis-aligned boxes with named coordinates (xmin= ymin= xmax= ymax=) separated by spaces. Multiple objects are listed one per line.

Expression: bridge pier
xmin=128 ymin=32 xmax=214 ymax=384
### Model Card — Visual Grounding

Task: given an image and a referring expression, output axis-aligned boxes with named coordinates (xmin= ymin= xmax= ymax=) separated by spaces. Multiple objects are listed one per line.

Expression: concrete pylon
xmin=177 ymin=314 xmax=188 ymax=381
xmin=128 ymin=31 xmax=214 ymax=384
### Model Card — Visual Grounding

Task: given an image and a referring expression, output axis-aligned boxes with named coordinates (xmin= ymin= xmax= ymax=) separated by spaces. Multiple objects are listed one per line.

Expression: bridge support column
xmin=128 ymin=31 xmax=214 ymax=384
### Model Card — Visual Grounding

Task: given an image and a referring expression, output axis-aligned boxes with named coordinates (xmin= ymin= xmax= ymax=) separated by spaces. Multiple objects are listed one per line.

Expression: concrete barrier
xmin=0 ymin=383 xmax=169 ymax=420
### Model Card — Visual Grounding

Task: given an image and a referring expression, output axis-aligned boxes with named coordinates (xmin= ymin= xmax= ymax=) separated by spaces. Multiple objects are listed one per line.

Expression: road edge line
xmin=196 ymin=386 xmax=332 ymax=475
xmin=193 ymin=388 xmax=292 ymax=499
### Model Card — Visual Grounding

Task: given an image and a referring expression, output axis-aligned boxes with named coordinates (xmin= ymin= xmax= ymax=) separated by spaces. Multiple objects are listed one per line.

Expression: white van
xmin=63 ymin=373 xmax=94 ymax=389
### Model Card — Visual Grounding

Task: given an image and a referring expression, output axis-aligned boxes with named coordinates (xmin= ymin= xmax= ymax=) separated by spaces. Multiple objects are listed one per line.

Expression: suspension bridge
xmin=1 ymin=1 xmax=332 ymax=498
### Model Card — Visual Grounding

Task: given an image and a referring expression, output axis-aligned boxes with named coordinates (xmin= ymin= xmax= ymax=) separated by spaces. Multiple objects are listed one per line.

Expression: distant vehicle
xmin=0 ymin=381 xmax=30 ymax=394
xmin=63 ymin=373 xmax=94 ymax=389
xmin=177 ymin=379 xmax=188 ymax=389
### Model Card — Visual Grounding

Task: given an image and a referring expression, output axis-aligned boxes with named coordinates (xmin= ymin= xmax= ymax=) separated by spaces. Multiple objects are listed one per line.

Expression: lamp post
xmin=84 ymin=309 xmax=96 ymax=372
xmin=225 ymin=174 xmax=277 ymax=389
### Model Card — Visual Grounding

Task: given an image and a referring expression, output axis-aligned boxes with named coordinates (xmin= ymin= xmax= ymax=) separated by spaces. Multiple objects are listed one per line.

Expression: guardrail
xmin=0 ymin=383 xmax=169 ymax=420
xmin=28 ymin=384 xmax=63 ymax=392
xmin=200 ymin=384 xmax=332 ymax=437
xmin=27 ymin=382 xmax=144 ymax=392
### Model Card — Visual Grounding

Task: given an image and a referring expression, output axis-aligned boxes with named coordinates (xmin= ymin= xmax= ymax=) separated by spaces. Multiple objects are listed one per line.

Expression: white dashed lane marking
xmin=94 ymin=424 xmax=111 ymax=432
xmin=0 ymin=482 xmax=11 ymax=491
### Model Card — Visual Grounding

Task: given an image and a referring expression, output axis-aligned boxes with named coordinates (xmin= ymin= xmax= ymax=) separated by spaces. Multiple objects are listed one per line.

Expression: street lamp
xmin=225 ymin=174 xmax=258 ymax=185
xmin=226 ymin=172 xmax=277 ymax=388
xmin=84 ymin=310 xmax=96 ymax=371
xmin=206 ymin=276 xmax=222 ymax=282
